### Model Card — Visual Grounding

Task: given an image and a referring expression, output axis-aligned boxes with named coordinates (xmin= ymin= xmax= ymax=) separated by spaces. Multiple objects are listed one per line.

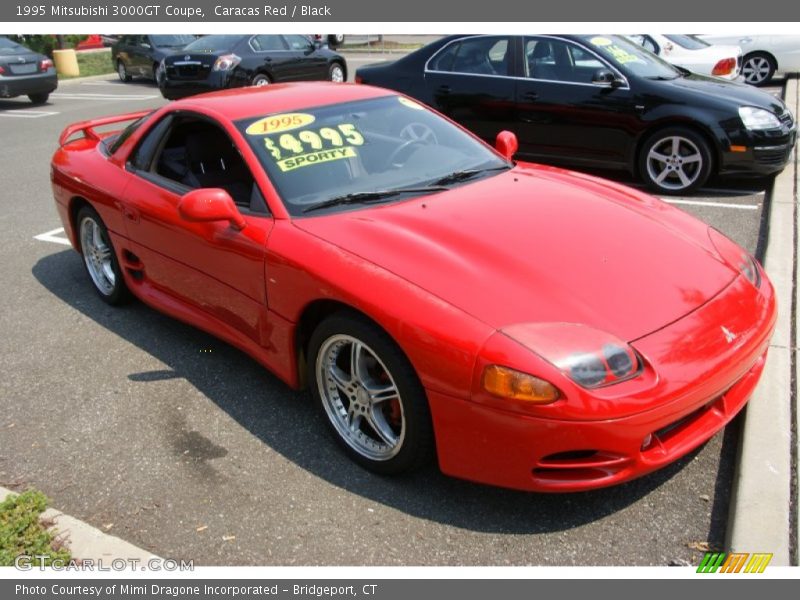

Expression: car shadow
xmin=0 ymin=98 xmax=53 ymax=110
xmin=33 ymin=249 xmax=733 ymax=535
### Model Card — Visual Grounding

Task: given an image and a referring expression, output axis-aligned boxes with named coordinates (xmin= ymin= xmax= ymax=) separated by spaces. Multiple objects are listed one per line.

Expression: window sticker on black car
xmin=260 ymin=123 xmax=367 ymax=172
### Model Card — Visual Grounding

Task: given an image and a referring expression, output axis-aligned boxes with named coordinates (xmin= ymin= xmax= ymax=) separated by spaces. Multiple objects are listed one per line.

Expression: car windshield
xmin=0 ymin=36 xmax=25 ymax=55
xmin=151 ymin=34 xmax=195 ymax=48
xmin=237 ymin=95 xmax=510 ymax=216
xmin=580 ymin=35 xmax=682 ymax=80
xmin=664 ymin=34 xmax=710 ymax=50
xmin=182 ymin=35 xmax=241 ymax=53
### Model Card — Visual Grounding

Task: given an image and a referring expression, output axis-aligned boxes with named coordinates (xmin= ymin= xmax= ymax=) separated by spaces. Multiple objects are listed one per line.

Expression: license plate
xmin=9 ymin=63 xmax=37 ymax=75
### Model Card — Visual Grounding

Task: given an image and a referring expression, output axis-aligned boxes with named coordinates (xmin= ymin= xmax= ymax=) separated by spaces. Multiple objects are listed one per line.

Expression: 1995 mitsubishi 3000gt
xmin=50 ymin=83 xmax=776 ymax=492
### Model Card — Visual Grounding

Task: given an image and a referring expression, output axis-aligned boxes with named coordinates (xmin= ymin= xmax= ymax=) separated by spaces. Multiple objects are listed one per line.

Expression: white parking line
xmin=50 ymin=93 xmax=158 ymax=100
xmin=661 ymin=198 xmax=760 ymax=210
xmin=34 ymin=227 xmax=71 ymax=246
xmin=0 ymin=110 xmax=60 ymax=119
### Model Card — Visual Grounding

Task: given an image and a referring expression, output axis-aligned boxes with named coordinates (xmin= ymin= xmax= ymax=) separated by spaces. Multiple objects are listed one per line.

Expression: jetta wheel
xmin=309 ymin=313 xmax=434 ymax=474
xmin=639 ymin=127 xmax=712 ymax=194
xmin=251 ymin=73 xmax=271 ymax=86
xmin=329 ymin=63 xmax=345 ymax=83
xmin=741 ymin=52 xmax=776 ymax=86
xmin=117 ymin=60 xmax=132 ymax=82
xmin=77 ymin=206 xmax=130 ymax=305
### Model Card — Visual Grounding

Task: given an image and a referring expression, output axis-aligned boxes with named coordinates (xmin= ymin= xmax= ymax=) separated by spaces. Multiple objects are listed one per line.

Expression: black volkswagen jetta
xmin=0 ymin=36 xmax=57 ymax=104
xmin=158 ymin=34 xmax=347 ymax=100
xmin=356 ymin=34 xmax=796 ymax=193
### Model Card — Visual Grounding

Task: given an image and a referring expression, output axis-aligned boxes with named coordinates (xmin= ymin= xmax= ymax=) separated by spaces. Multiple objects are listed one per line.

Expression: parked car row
xmin=356 ymin=34 xmax=797 ymax=194
xmin=0 ymin=35 xmax=57 ymax=104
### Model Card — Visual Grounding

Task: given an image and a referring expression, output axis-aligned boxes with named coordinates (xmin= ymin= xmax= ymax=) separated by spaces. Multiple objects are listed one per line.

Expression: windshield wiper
xmin=302 ymin=186 xmax=448 ymax=214
xmin=431 ymin=165 xmax=511 ymax=186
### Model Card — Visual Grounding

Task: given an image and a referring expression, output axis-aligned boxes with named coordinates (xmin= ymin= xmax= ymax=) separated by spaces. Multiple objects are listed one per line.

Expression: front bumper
xmin=718 ymin=118 xmax=797 ymax=176
xmin=428 ymin=274 xmax=776 ymax=492
xmin=0 ymin=70 xmax=57 ymax=98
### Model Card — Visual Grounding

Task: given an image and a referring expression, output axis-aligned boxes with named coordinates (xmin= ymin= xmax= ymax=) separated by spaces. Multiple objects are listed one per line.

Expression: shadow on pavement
xmin=34 ymin=248 xmax=718 ymax=535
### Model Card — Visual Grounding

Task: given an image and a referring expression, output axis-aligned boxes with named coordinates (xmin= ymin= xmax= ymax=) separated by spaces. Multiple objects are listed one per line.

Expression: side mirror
xmin=313 ymin=39 xmax=323 ymax=50
xmin=178 ymin=188 xmax=246 ymax=231
xmin=495 ymin=130 xmax=518 ymax=161
xmin=591 ymin=68 xmax=622 ymax=88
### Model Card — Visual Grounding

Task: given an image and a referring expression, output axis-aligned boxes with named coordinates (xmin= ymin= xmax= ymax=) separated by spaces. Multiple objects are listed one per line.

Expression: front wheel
xmin=251 ymin=73 xmax=271 ymax=87
xmin=308 ymin=312 xmax=434 ymax=475
xmin=328 ymin=62 xmax=345 ymax=83
xmin=741 ymin=52 xmax=776 ymax=86
xmin=77 ymin=206 xmax=131 ymax=305
xmin=117 ymin=60 xmax=132 ymax=82
xmin=638 ymin=127 xmax=712 ymax=194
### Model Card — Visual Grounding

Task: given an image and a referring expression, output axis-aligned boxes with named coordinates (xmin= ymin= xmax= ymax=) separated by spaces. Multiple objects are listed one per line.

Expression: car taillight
xmin=712 ymin=57 xmax=736 ymax=76
xmin=40 ymin=58 xmax=54 ymax=71
xmin=0 ymin=65 xmax=5 ymax=75
xmin=354 ymin=74 xmax=363 ymax=84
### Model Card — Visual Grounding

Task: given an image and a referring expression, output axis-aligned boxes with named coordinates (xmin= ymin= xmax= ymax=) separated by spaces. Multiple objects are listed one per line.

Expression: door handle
xmin=522 ymin=91 xmax=539 ymax=101
xmin=437 ymin=85 xmax=451 ymax=94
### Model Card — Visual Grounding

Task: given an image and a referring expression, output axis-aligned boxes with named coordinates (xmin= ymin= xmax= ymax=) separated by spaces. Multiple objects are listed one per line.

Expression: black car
xmin=158 ymin=34 xmax=347 ymax=100
xmin=0 ymin=36 xmax=57 ymax=104
xmin=111 ymin=34 xmax=197 ymax=83
xmin=356 ymin=34 xmax=797 ymax=193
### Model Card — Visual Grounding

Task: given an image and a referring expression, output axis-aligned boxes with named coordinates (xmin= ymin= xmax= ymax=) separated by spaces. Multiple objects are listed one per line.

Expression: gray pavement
xmin=0 ymin=68 xmax=791 ymax=566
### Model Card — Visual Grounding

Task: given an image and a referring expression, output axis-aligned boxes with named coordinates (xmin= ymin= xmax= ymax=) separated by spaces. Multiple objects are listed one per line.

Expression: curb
xmin=58 ymin=73 xmax=118 ymax=85
xmin=0 ymin=486 xmax=159 ymax=564
xmin=726 ymin=76 xmax=798 ymax=565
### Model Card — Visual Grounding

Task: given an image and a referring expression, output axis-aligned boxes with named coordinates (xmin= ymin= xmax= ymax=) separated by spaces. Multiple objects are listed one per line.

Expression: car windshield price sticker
xmin=590 ymin=38 xmax=645 ymax=65
xmin=245 ymin=113 xmax=316 ymax=135
xmin=257 ymin=122 xmax=366 ymax=172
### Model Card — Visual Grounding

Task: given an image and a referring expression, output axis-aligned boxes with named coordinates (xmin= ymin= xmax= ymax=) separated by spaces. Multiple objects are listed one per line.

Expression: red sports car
xmin=51 ymin=83 xmax=776 ymax=492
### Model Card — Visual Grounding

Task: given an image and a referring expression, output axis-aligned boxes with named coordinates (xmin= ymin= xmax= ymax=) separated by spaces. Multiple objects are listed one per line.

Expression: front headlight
xmin=739 ymin=106 xmax=781 ymax=130
xmin=500 ymin=323 xmax=642 ymax=390
xmin=213 ymin=54 xmax=241 ymax=72
xmin=709 ymin=228 xmax=761 ymax=288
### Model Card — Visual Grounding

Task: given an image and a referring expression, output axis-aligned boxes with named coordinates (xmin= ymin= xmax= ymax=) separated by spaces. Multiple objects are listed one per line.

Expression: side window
xmin=284 ymin=35 xmax=312 ymax=51
xmin=251 ymin=35 xmax=287 ymax=52
xmin=525 ymin=37 xmax=606 ymax=84
xmin=428 ymin=42 xmax=460 ymax=72
xmin=128 ymin=115 xmax=172 ymax=170
xmin=449 ymin=36 xmax=511 ymax=76
xmin=135 ymin=117 xmax=268 ymax=214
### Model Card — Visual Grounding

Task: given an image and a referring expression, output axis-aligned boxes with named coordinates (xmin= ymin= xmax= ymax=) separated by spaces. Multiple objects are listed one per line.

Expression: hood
xmin=659 ymin=73 xmax=788 ymax=114
xmin=295 ymin=165 xmax=737 ymax=341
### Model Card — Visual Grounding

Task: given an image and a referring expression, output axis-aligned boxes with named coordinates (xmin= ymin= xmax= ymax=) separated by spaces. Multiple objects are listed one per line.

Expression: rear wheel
xmin=117 ymin=60 xmax=132 ymax=82
xmin=308 ymin=312 xmax=434 ymax=475
xmin=741 ymin=52 xmax=776 ymax=86
xmin=77 ymin=206 xmax=131 ymax=305
xmin=329 ymin=62 xmax=345 ymax=83
xmin=327 ymin=34 xmax=345 ymax=48
xmin=638 ymin=127 xmax=712 ymax=194
xmin=251 ymin=73 xmax=271 ymax=87
xmin=28 ymin=93 xmax=49 ymax=104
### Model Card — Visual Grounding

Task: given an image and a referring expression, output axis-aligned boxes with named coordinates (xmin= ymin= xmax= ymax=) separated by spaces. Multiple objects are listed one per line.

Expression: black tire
xmin=327 ymin=34 xmax=345 ymax=48
xmin=741 ymin=51 xmax=776 ymax=86
xmin=638 ymin=126 xmax=713 ymax=194
xmin=28 ymin=93 xmax=49 ymax=104
xmin=76 ymin=205 xmax=131 ymax=305
xmin=308 ymin=311 xmax=435 ymax=475
xmin=328 ymin=62 xmax=345 ymax=83
xmin=117 ymin=60 xmax=132 ymax=82
xmin=251 ymin=73 xmax=271 ymax=87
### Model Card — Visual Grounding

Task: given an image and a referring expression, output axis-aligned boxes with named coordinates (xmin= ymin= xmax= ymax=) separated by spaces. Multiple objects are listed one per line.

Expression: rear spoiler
xmin=58 ymin=110 xmax=153 ymax=147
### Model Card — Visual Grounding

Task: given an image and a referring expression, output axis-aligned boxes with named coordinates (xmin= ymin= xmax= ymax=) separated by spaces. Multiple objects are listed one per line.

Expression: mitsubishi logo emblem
xmin=721 ymin=326 xmax=737 ymax=344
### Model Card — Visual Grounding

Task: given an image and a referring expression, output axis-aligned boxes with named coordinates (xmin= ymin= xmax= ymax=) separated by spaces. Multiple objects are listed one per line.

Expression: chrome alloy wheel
xmin=80 ymin=216 xmax=116 ymax=296
xmin=742 ymin=55 xmax=772 ymax=85
xmin=316 ymin=334 xmax=405 ymax=461
xmin=645 ymin=135 xmax=704 ymax=191
xmin=330 ymin=64 xmax=345 ymax=82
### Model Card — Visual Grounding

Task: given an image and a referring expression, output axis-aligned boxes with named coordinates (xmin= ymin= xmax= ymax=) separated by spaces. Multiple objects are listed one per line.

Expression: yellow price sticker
xmin=261 ymin=122 xmax=365 ymax=165
xmin=246 ymin=112 xmax=316 ymax=136
xmin=590 ymin=37 xmax=612 ymax=46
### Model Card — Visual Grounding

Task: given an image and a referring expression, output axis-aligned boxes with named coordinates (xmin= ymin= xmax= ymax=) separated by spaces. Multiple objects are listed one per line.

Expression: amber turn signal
xmin=482 ymin=365 xmax=560 ymax=404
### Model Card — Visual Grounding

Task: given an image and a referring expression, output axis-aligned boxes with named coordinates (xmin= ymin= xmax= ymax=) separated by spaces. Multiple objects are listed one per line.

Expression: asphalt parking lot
xmin=0 ymin=59 xmax=789 ymax=565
